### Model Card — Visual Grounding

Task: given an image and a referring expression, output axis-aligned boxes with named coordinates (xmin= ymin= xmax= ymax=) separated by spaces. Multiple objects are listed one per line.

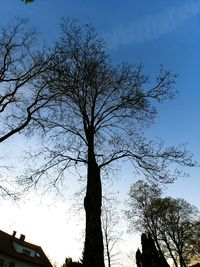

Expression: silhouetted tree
xmin=126 ymin=180 xmax=165 ymax=262
xmin=126 ymin=181 xmax=200 ymax=267
xmin=136 ymin=233 xmax=169 ymax=267
xmin=102 ymin=196 xmax=122 ymax=267
xmin=0 ymin=19 xmax=54 ymax=143
xmin=62 ymin=257 xmax=82 ymax=267
xmin=157 ymin=198 xmax=200 ymax=267
xmin=0 ymin=19 xmax=53 ymax=198
xmin=136 ymin=249 xmax=142 ymax=267
xmin=20 ymin=18 xmax=195 ymax=267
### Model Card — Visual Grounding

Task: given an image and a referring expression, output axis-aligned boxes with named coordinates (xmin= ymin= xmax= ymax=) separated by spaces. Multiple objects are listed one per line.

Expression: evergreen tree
xmin=136 ymin=233 xmax=169 ymax=267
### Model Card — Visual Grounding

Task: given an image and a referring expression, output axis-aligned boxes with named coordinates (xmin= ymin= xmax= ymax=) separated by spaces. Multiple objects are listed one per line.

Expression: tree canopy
xmin=15 ymin=18 xmax=196 ymax=267
xmin=0 ymin=19 xmax=53 ymax=144
xmin=126 ymin=180 xmax=200 ymax=267
xmin=0 ymin=18 xmax=196 ymax=267
xmin=21 ymin=18 xmax=194 ymax=186
xmin=0 ymin=19 xmax=53 ymax=198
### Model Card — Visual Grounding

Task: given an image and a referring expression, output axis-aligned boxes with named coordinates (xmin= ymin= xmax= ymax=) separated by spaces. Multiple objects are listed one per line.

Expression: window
xmin=22 ymin=248 xmax=30 ymax=256
xmin=35 ymin=252 xmax=40 ymax=257
xmin=9 ymin=263 xmax=15 ymax=267
xmin=0 ymin=258 xmax=4 ymax=267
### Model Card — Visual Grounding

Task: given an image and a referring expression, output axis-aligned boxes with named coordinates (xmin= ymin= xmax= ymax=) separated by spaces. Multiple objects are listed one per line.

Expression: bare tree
xmin=0 ymin=19 xmax=55 ymax=198
xmin=0 ymin=19 xmax=55 ymax=143
xmin=102 ymin=197 xmax=122 ymax=267
xmin=20 ymin=18 xmax=195 ymax=267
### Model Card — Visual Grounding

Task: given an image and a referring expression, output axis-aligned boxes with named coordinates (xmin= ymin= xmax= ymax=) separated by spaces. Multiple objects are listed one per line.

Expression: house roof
xmin=0 ymin=230 xmax=53 ymax=267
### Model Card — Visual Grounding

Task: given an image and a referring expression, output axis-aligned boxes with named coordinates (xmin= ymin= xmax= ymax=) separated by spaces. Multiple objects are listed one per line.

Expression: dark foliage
xmin=62 ymin=257 xmax=82 ymax=267
xmin=136 ymin=233 xmax=169 ymax=267
xmin=126 ymin=181 xmax=200 ymax=267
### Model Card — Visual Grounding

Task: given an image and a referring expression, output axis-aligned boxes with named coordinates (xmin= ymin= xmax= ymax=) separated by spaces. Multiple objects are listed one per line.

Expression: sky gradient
xmin=0 ymin=1 xmax=199 ymax=266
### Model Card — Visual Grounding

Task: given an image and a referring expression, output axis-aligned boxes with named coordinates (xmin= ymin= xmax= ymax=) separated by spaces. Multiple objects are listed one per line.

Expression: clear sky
xmin=0 ymin=1 xmax=199 ymax=266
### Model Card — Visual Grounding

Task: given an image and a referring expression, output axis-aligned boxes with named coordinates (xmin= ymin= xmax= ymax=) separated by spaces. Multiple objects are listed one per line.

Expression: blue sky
xmin=0 ymin=0 xmax=199 ymax=266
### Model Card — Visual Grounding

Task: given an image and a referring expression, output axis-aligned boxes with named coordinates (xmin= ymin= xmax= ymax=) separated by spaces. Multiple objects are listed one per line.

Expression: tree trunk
xmin=105 ymin=231 xmax=111 ymax=267
xmin=179 ymin=253 xmax=186 ymax=267
xmin=154 ymin=236 xmax=167 ymax=265
xmin=162 ymin=237 xmax=178 ymax=267
xmin=83 ymin=136 xmax=105 ymax=267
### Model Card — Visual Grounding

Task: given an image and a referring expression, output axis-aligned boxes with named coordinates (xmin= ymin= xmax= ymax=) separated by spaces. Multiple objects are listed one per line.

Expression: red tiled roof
xmin=0 ymin=230 xmax=53 ymax=267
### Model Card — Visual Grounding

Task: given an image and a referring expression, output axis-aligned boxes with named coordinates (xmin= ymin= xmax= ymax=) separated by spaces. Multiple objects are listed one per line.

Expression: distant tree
xmin=62 ymin=257 xmax=82 ymax=267
xmin=136 ymin=248 xmax=143 ymax=267
xmin=0 ymin=19 xmax=53 ymax=198
xmin=62 ymin=257 xmax=72 ymax=267
xmin=126 ymin=180 xmax=164 ymax=260
xmin=136 ymin=233 xmax=169 ymax=267
xmin=20 ymin=18 xmax=195 ymax=267
xmin=157 ymin=197 xmax=200 ymax=267
xmin=102 ymin=196 xmax=122 ymax=267
xmin=126 ymin=180 xmax=200 ymax=267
